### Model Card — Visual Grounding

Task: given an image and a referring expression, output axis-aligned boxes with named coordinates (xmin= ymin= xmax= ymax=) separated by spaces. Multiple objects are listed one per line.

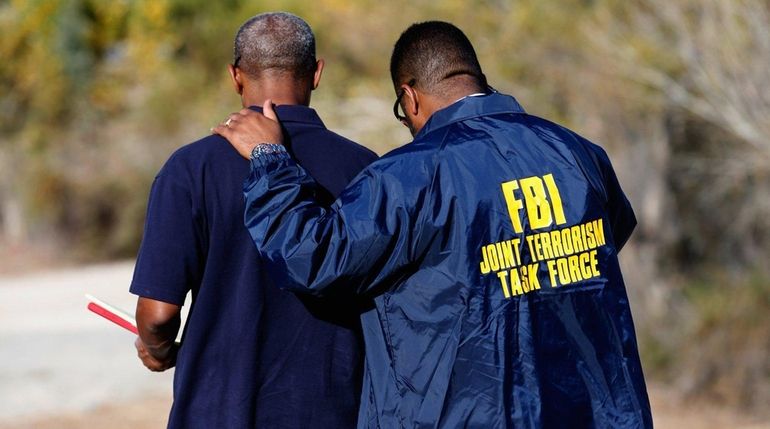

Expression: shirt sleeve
xmin=130 ymin=164 xmax=203 ymax=305
xmin=243 ymin=153 xmax=421 ymax=297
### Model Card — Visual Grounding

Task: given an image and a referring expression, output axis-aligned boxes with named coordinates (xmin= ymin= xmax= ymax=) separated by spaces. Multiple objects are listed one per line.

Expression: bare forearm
xmin=139 ymin=317 xmax=179 ymax=359
xmin=135 ymin=297 xmax=181 ymax=370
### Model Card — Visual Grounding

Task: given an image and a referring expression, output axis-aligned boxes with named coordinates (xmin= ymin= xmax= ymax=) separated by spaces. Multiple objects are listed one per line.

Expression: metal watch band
xmin=250 ymin=143 xmax=287 ymax=160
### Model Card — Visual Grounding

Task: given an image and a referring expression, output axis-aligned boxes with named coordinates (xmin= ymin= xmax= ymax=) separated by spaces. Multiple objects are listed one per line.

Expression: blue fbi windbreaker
xmin=243 ymin=93 xmax=652 ymax=428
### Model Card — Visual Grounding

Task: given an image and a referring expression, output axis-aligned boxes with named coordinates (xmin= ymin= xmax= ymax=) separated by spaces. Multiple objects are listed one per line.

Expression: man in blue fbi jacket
xmin=130 ymin=12 xmax=376 ymax=428
xmin=215 ymin=21 xmax=652 ymax=428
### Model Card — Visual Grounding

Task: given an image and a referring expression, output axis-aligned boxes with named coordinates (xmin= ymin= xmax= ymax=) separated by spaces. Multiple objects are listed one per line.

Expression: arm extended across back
xmin=214 ymin=101 xmax=423 ymax=297
xmin=243 ymin=153 xmax=418 ymax=297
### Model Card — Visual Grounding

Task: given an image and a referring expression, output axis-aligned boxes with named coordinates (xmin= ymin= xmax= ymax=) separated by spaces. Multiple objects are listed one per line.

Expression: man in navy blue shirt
xmin=216 ymin=21 xmax=651 ymax=428
xmin=130 ymin=12 xmax=377 ymax=428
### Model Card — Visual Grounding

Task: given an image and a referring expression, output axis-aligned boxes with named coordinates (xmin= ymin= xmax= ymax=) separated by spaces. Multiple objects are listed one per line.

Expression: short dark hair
xmin=390 ymin=21 xmax=486 ymax=95
xmin=233 ymin=12 xmax=316 ymax=79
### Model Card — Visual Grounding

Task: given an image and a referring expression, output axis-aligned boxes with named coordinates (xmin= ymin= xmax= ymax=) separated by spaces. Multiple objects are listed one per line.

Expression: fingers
xmin=212 ymin=112 xmax=254 ymax=159
xmin=214 ymin=106 xmax=273 ymax=132
xmin=212 ymin=123 xmax=233 ymax=139
xmin=213 ymin=104 xmax=285 ymax=159
xmin=262 ymin=99 xmax=278 ymax=121
xmin=135 ymin=337 xmax=171 ymax=372
xmin=212 ymin=112 xmax=240 ymax=139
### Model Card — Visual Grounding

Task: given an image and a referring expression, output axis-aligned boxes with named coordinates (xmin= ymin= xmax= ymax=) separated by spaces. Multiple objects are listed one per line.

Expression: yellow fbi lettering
xmin=479 ymin=239 xmax=522 ymax=274
xmin=481 ymin=174 xmax=606 ymax=299
xmin=496 ymin=264 xmax=541 ymax=298
xmin=479 ymin=216 xmax=607 ymax=298
xmin=524 ymin=219 xmax=605 ymax=262
xmin=501 ymin=174 xmax=567 ymax=233
xmin=546 ymin=250 xmax=601 ymax=287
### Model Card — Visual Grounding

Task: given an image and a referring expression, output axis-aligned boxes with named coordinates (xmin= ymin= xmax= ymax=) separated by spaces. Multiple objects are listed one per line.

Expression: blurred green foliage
xmin=0 ymin=0 xmax=617 ymax=259
xmin=1 ymin=0 xmax=769 ymax=411
xmin=666 ymin=272 xmax=770 ymax=410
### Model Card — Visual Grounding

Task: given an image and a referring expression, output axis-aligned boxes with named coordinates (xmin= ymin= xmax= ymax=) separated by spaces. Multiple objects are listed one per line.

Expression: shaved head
xmin=233 ymin=12 xmax=316 ymax=80
xmin=390 ymin=21 xmax=486 ymax=96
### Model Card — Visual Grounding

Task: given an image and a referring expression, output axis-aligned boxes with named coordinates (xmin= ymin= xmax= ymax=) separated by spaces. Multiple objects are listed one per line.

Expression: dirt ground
xmin=3 ymin=384 xmax=770 ymax=429
xmin=1 ymin=262 xmax=768 ymax=429
xmin=0 ymin=393 xmax=171 ymax=429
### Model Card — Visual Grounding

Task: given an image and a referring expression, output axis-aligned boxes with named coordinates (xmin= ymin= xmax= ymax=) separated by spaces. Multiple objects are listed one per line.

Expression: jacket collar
xmin=415 ymin=92 xmax=526 ymax=139
xmin=248 ymin=104 xmax=326 ymax=128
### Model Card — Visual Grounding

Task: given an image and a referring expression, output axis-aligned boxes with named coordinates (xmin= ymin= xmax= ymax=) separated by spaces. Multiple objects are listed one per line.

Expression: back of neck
xmin=435 ymin=75 xmax=486 ymax=109
xmin=241 ymin=77 xmax=311 ymax=108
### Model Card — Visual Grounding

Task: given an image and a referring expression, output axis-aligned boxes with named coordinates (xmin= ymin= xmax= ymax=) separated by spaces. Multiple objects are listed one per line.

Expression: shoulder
xmin=158 ymin=134 xmax=238 ymax=175
xmin=292 ymin=127 xmax=378 ymax=164
xmin=543 ymin=118 xmax=615 ymax=170
xmin=520 ymin=114 xmax=607 ymax=153
xmin=502 ymin=113 xmax=614 ymax=172
xmin=327 ymin=130 xmax=378 ymax=161
xmin=164 ymin=134 xmax=233 ymax=166
xmin=358 ymin=138 xmax=437 ymax=187
xmin=287 ymin=126 xmax=378 ymax=195
xmin=518 ymin=115 xmax=619 ymax=200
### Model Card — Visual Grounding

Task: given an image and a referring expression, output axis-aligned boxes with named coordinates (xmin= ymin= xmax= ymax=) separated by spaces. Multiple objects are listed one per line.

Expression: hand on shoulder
xmin=212 ymin=99 xmax=284 ymax=159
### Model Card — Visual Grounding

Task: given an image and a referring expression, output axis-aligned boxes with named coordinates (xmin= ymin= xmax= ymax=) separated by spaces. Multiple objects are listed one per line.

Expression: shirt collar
xmin=248 ymin=104 xmax=326 ymax=128
xmin=452 ymin=92 xmax=487 ymax=103
xmin=415 ymin=92 xmax=526 ymax=139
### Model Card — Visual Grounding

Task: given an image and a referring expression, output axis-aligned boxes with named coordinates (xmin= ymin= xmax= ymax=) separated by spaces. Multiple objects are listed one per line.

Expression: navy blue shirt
xmin=130 ymin=105 xmax=378 ymax=428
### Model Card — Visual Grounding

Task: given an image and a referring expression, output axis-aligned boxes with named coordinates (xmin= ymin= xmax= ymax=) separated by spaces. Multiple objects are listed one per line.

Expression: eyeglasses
xmin=393 ymin=79 xmax=416 ymax=123
xmin=233 ymin=56 xmax=241 ymax=68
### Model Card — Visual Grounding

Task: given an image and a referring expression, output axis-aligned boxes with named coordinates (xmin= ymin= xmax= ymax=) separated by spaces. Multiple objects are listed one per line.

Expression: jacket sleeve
xmin=595 ymin=147 xmax=636 ymax=252
xmin=243 ymin=152 xmax=420 ymax=297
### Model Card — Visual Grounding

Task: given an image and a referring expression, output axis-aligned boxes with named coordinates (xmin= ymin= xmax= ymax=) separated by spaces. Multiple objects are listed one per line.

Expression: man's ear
xmin=312 ymin=59 xmax=325 ymax=90
xmin=228 ymin=64 xmax=243 ymax=96
xmin=403 ymin=84 xmax=420 ymax=117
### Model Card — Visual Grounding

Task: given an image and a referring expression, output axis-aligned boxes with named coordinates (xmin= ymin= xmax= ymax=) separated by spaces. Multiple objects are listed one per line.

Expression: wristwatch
xmin=250 ymin=143 xmax=287 ymax=160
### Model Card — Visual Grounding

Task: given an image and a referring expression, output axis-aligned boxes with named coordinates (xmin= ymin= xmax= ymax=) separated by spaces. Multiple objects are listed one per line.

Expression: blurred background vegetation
xmin=1 ymin=0 xmax=769 ymax=416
